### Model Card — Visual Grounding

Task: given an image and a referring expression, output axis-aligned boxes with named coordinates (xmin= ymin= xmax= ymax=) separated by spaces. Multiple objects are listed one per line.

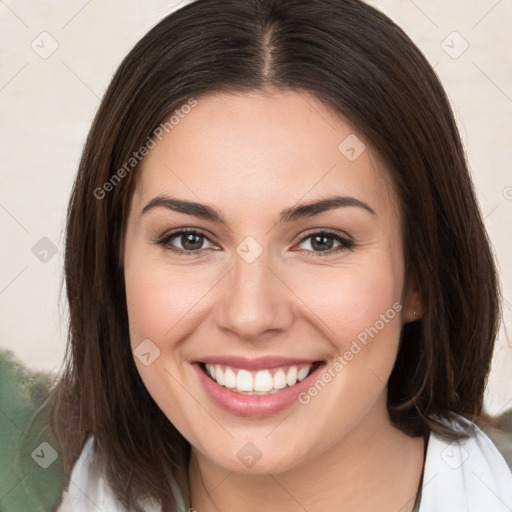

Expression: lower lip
xmin=192 ymin=362 xmax=325 ymax=418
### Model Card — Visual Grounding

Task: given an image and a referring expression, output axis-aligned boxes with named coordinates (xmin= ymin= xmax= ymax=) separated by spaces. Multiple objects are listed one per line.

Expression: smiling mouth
xmin=198 ymin=361 xmax=324 ymax=395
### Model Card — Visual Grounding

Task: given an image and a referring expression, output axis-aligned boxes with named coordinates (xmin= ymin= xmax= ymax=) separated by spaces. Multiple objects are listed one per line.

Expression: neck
xmin=188 ymin=400 xmax=425 ymax=512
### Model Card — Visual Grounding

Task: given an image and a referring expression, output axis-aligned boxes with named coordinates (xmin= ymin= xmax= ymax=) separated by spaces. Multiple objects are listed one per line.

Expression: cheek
xmin=292 ymin=261 xmax=403 ymax=348
xmin=289 ymin=262 xmax=404 ymax=444
xmin=123 ymin=251 xmax=208 ymax=435
xmin=124 ymin=253 xmax=214 ymax=348
xmin=287 ymin=252 xmax=406 ymax=410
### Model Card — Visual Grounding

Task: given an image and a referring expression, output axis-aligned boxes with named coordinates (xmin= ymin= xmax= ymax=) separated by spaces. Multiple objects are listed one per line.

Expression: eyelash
xmin=153 ymin=228 xmax=355 ymax=258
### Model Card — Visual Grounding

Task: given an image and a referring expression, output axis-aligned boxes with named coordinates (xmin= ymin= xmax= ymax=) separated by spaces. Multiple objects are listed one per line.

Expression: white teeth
xmin=236 ymin=369 xmax=253 ymax=391
xmin=254 ymin=370 xmax=274 ymax=392
xmin=203 ymin=362 xmax=316 ymax=394
xmin=286 ymin=366 xmax=297 ymax=386
xmin=297 ymin=365 xmax=311 ymax=381
xmin=215 ymin=365 xmax=225 ymax=386
xmin=224 ymin=367 xmax=237 ymax=388
xmin=273 ymin=369 xmax=287 ymax=389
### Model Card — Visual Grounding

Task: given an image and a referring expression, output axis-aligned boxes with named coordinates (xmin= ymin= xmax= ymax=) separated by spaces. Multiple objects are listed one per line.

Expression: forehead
xmin=132 ymin=89 xmax=399 ymax=221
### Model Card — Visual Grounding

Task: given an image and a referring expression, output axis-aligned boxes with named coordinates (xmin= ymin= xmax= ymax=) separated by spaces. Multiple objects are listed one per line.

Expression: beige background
xmin=0 ymin=0 xmax=511 ymax=414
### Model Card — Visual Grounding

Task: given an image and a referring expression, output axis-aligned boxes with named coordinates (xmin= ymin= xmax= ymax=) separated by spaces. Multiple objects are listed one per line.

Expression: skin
xmin=123 ymin=89 xmax=425 ymax=512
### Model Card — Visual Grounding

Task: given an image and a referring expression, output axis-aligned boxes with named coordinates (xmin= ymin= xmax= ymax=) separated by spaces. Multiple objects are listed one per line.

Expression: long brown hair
xmin=49 ymin=0 xmax=502 ymax=509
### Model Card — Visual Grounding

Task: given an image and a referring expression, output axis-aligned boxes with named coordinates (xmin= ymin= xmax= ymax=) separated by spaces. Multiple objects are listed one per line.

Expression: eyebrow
xmin=140 ymin=195 xmax=377 ymax=224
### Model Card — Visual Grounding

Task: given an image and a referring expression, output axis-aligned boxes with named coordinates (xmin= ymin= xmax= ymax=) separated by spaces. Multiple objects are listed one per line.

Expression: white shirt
xmin=419 ymin=417 xmax=512 ymax=510
xmin=57 ymin=416 xmax=512 ymax=511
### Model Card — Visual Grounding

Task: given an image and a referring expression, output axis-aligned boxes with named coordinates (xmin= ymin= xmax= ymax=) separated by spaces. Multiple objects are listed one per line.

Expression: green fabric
xmin=0 ymin=349 xmax=65 ymax=512
xmin=170 ymin=476 xmax=189 ymax=512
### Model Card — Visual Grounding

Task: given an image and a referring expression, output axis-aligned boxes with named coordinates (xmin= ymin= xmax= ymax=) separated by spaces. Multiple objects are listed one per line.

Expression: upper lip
xmin=194 ymin=355 xmax=322 ymax=371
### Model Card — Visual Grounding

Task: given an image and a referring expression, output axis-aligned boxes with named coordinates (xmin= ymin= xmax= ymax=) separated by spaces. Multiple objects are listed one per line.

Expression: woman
xmin=50 ymin=0 xmax=512 ymax=510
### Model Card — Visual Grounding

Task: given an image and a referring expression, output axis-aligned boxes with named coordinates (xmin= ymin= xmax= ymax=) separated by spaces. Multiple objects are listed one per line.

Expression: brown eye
xmin=155 ymin=229 xmax=216 ymax=255
xmin=295 ymin=230 xmax=355 ymax=257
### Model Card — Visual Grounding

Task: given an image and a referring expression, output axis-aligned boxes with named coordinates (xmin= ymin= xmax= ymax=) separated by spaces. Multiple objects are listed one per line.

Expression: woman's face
xmin=123 ymin=89 xmax=420 ymax=473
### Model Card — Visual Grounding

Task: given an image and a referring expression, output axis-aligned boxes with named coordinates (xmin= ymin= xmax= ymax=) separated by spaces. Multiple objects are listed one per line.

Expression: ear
xmin=402 ymin=271 xmax=423 ymax=324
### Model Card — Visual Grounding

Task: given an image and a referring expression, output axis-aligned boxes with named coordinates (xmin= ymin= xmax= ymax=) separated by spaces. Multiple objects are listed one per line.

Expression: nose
xmin=214 ymin=244 xmax=294 ymax=342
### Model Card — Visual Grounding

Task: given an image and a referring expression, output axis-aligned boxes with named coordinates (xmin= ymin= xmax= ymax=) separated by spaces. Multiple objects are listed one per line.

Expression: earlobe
xmin=404 ymin=304 xmax=422 ymax=324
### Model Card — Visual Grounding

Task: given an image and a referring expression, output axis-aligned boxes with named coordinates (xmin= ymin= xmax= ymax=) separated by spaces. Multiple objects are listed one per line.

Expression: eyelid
xmin=298 ymin=227 xmax=353 ymax=243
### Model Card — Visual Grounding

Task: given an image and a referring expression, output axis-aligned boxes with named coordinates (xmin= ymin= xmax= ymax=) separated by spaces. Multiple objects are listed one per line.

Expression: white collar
xmin=57 ymin=417 xmax=512 ymax=511
xmin=419 ymin=417 xmax=512 ymax=511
